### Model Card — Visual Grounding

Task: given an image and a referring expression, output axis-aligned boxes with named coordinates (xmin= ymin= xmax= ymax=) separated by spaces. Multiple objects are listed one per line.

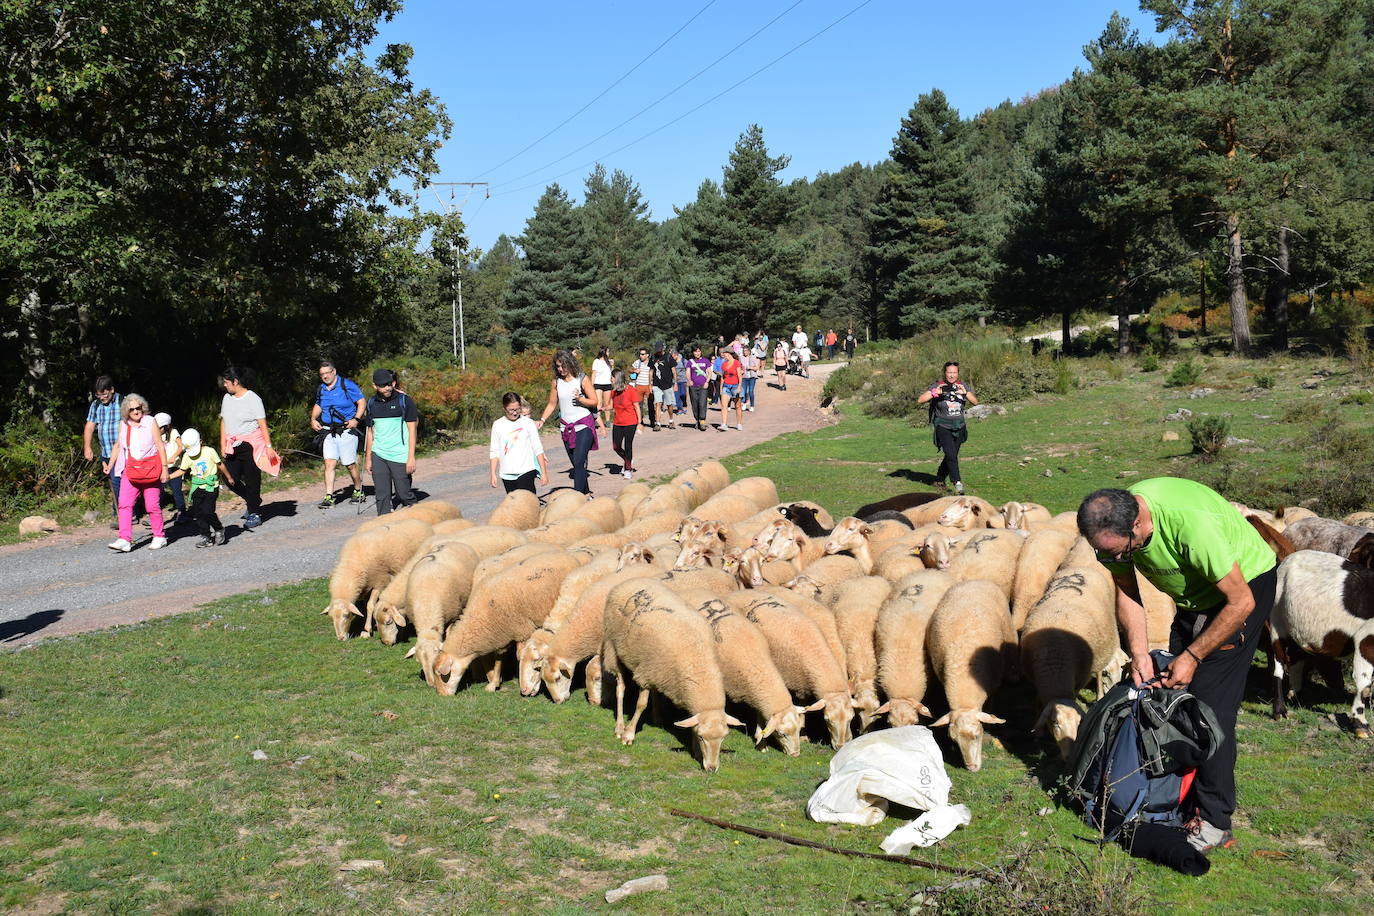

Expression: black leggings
xmin=502 ymin=470 xmax=537 ymax=493
xmin=612 ymin=423 xmax=637 ymax=470
xmin=934 ymin=424 xmax=966 ymax=484
xmin=1169 ymin=567 xmax=1275 ymax=831
xmin=222 ymin=441 xmax=261 ymax=514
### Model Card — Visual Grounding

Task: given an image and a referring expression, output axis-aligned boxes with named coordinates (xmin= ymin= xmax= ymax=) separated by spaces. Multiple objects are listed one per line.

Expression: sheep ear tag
xmin=673 ymin=715 xmax=701 ymax=728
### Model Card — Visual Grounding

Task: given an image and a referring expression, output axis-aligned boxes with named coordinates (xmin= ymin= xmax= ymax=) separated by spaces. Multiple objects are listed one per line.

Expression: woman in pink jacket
xmin=106 ymin=394 xmax=169 ymax=552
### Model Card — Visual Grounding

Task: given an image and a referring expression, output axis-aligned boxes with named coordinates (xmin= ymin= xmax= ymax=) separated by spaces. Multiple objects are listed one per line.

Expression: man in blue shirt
xmin=82 ymin=375 xmax=122 ymax=527
xmin=311 ymin=360 xmax=366 ymax=508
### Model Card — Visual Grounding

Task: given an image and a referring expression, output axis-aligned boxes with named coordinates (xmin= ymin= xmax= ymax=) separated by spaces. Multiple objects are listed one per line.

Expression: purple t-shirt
xmin=687 ymin=357 xmax=711 ymax=387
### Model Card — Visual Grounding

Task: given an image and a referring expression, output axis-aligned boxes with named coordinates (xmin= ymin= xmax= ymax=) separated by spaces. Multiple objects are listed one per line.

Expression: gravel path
xmin=1 ymin=366 xmax=839 ymax=646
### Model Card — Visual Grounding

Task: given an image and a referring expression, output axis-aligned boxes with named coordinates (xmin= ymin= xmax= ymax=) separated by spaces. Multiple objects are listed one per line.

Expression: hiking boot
xmin=1185 ymin=817 xmax=1235 ymax=853
xmin=350 ymin=488 xmax=366 ymax=504
xmin=107 ymin=538 xmax=132 ymax=553
xmin=954 ymin=481 xmax=965 ymax=495
xmin=214 ymin=528 xmax=227 ymax=546
xmin=243 ymin=513 xmax=262 ymax=530
xmin=195 ymin=536 xmax=214 ymax=549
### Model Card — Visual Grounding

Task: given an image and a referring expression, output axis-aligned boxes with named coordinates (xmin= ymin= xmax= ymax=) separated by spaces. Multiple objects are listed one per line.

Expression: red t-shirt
xmin=611 ymin=387 xmax=640 ymax=427
xmin=720 ymin=360 xmax=741 ymax=385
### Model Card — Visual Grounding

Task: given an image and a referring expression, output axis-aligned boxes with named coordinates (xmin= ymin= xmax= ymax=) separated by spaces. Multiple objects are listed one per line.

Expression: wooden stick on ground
xmin=669 ymin=809 xmax=981 ymax=877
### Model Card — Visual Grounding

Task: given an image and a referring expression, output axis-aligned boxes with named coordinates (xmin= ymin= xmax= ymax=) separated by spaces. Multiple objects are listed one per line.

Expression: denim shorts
xmin=722 ymin=384 xmax=740 ymax=399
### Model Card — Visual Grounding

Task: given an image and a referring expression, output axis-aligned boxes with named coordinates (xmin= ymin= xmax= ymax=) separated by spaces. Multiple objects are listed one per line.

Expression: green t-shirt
xmin=1102 ymin=477 xmax=1276 ymax=613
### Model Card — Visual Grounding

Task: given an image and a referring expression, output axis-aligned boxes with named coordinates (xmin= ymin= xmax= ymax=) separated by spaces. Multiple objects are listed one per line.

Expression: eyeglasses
xmin=1095 ymin=532 xmax=1137 ymax=563
xmin=129 ymin=407 xmax=144 ymax=412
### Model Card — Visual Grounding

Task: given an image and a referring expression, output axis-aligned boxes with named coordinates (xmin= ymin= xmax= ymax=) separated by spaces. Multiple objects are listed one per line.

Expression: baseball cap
xmin=181 ymin=428 xmax=202 ymax=457
xmin=154 ymin=412 xmax=171 ymax=428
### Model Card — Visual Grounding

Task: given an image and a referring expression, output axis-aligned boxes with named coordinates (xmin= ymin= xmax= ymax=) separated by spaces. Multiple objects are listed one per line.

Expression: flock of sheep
xmin=322 ymin=461 xmax=1374 ymax=772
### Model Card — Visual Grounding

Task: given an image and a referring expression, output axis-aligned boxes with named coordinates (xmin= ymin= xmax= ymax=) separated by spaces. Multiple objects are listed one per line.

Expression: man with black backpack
xmin=311 ymin=360 xmax=366 ymax=508
xmin=1077 ymin=479 xmax=1277 ymax=855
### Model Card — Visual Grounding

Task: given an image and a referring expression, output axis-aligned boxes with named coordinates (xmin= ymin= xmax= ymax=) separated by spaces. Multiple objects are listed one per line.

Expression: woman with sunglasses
xmin=107 ymin=394 xmax=170 ymax=552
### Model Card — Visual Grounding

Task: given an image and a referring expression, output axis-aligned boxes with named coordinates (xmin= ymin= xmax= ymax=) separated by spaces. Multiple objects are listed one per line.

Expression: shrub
xmin=1164 ymin=359 xmax=1202 ymax=388
xmin=1341 ymin=391 xmax=1373 ymax=406
xmin=1137 ymin=353 xmax=1160 ymax=372
xmin=1253 ymin=373 xmax=1275 ymax=390
xmin=1347 ymin=327 xmax=1374 ymax=380
xmin=0 ymin=417 xmax=104 ymax=518
xmin=1053 ymin=358 xmax=1076 ymax=395
xmin=1187 ymin=415 xmax=1230 ymax=460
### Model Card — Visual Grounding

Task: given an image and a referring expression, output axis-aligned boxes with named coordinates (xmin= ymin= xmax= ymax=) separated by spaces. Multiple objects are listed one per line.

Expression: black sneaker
xmin=214 ymin=529 xmax=227 ymax=546
xmin=195 ymin=536 xmax=214 ymax=549
xmin=243 ymin=513 xmax=262 ymax=530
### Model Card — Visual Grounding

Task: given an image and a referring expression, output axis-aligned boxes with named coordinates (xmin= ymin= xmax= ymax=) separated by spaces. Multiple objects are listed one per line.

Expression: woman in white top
xmin=537 ymin=349 xmax=601 ymax=495
xmin=591 ymin=345 xmax=614 ymax=429
xmin=107 ymin=394 xmax=170 ymax=552
xmin=489 ymin=391 xmax=548 ymax=493
xmin=156 ymin=411 xmax=186 ymax=520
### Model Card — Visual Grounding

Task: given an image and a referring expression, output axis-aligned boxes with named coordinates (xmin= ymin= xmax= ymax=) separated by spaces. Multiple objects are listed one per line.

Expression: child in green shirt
xmin=167 ymin=428 xmax=235 ymax=547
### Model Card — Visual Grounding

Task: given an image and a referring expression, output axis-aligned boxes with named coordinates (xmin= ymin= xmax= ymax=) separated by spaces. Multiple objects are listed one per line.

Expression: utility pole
xmin=426 ymin=181 xmax=489 ymax=370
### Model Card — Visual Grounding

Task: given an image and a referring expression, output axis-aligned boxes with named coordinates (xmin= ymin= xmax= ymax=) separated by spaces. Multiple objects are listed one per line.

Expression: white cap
xmin=180 ymin=428 xmax=202 ymax=455
xmin=154 ymin=412 xmax=171 ymax=428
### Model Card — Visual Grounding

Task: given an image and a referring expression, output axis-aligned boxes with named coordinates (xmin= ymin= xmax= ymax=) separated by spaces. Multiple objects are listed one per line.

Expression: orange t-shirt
xmin=611 ymin=387 xmax=640 ymax=427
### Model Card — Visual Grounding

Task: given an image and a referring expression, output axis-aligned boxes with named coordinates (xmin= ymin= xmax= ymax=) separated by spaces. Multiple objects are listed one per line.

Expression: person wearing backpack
xmin=363 ymin=368 xmax=418 ymax=514
xmin=916 ymin=361 xmax=977 ymax=494
xmin=1076 ymin=479 xmax=1278 ymax=854
xmin=311 ymin=360 xmax=366 ymax=508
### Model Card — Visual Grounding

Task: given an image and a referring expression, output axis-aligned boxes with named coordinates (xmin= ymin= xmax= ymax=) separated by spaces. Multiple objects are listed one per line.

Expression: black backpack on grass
xmin=1065 ymin=663 xmax=1222 ymax=843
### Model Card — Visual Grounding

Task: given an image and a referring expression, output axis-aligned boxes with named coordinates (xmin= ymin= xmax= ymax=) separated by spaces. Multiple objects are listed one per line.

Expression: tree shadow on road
xmin=0 ymin=609 xmax=64 ymax=643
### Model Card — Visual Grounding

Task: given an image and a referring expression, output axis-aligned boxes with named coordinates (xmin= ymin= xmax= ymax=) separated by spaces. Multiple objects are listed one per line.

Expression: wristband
xmin=1184 ymin=647 xmax=1203 ymax=664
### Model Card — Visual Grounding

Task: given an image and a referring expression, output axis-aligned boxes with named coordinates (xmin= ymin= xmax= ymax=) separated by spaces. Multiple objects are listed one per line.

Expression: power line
xmin=473 ymin=0 xmax=720 ymax=179
xmin=494 ymin=0 xmax=806 ymax=188
xmin=500 ymin=0 xmax=876 ymax=197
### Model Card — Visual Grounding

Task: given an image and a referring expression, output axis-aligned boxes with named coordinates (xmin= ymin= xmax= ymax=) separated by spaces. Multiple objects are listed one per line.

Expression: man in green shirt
xmin=363 ymin=369 xmax=418 ymax=515
xmin=1077 ymin=477 xmax=1277 ymax=855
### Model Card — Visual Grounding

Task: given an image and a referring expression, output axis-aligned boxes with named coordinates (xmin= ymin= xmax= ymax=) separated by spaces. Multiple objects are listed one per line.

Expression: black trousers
xmin=1169 ymin=566 xmax=1276 ymax=830
xmin=612 ymin=423 xmax=637 ymax=470
xmin=372 ymin=456 xmax=414 ymax=514
xmin=934 ymin=424 xmax=966 ymax=484
xmin=688 ymin=386 xmax=708 ymax=424
xmin=502 ymin=470 xmax=537 ymax=494
xmin=562 ymin=425 xmax=593 ymax=494
xmin=222 ymin=441 xmax=261 ymax=514
xmin=189 ymin=488 xmax=223 ymax=536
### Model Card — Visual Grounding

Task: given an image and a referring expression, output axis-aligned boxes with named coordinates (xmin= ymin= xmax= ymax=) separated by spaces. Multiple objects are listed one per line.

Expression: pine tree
xmin=866 ymin=90 xmax=994 ymax=335
xmin=502 ymin=184 xmax=603 ymax=351
xmin=580 ymin=165 xmax=667 ymax=343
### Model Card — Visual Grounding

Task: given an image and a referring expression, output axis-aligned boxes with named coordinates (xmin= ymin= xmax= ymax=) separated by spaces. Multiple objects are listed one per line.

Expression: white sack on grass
xmin=806 ymin=726 xmax=953 ymax=827
xmin=880 ymin=804 xmax=972 ymax=853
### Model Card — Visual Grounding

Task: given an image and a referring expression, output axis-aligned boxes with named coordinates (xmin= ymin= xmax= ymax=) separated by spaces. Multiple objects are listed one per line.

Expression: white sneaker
xmin=622 ymin=469 xmax=633 ymax=479
xmin=107 ymin=538 xmax=132 ymax=552
xmin=149 ymin=536 xmax=168 ymax=550
xmin=955 ymin=481 xmax=965 ymax=495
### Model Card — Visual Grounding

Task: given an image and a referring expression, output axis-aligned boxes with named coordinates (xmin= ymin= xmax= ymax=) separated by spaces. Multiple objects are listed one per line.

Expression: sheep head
xmin=373 ymin=604 xmax=406 ymax=646
xmin=806 ymin=693 xmax=854 ymax=749
xmin=875 ymin=698 xmax=932 ymax=729
xmin=322 ymin=598 xmax=363 ymax=640
xmin=781 ymin=574 xmax=822 ymax=601
xmin=762 ymin=522 xmax=805 ymax=564
xmin=824 ymin=517 xmax=870 ymax=555
xmin=917 ymin=532 xmax=959 ymax=570
xmin=675 ymin=710 xmax=744 ymax=772
xmin=753 ymin=517 xmax=788 ymax=552
xmin=1000 ymin=502 xmax=1027 ymax=530
xmin=616 ymin=542 xmax=654 ymax=571
xmin=931 ymin=708 xmax=1005 ymax=771
xmin=756 ymin=706 xmax=806 ymax=757
xmin=1034 ymin=701 xmax=1084 ymax=761
xmin=432 ymin=650 xmax=475 ymax=696
xmin=541 ymin=656 xmax=577 ymax=704
xmin=405 ymin=636 xmax=443 ymax=687
xmin=516 ymin=636 xmax=547 ymax=697
xmin=851 ymin=682 xmax=884 ymax=733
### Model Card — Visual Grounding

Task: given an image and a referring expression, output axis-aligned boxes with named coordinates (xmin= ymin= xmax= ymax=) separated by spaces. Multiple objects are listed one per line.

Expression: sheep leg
xmin=585 ymin=654 xmax=604 ymax=706
xmin=484 ymin=653 xmax=503 ymax=692
xmin=612 ymin=671 xmax=628 ymax=742
xmin=1270 ymin=632 xmax=1292 ymax=719
xmin=622 ymin=685 xmax=651 ymax=745
xmin=361 ymin=591 xmax=378 ymax=638
xmin=1351 ymin=627 xmax=1374 ymax=734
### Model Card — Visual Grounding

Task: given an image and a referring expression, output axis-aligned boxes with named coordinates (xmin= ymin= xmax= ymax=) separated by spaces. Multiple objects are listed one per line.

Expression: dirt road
xmin=1 ymin=366 xmax=839 ymax=645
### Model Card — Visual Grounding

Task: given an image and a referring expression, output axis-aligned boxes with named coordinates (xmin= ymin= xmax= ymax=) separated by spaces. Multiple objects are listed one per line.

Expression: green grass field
xmin=3 ymin=353 xmax=1373 ymax=914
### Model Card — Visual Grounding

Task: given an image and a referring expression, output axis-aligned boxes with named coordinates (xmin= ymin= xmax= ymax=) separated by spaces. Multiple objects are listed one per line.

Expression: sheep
xmin=530 ymin=543 xmax=659 ymax=703
xmin=447 ymin=525 xmax=530 ymax=560
xmin=616 ymin=481 xmax=652 ymax=519
xmin=1010 ymin=528 xmax=1078 ymax=631
xmin=600 ymin=578 xmax=744 ymax=771
xmin=432 ymin=517 xmax=476 ymax=535
xmin=823 ymin=517 xmax=915 ymax=573
xmin=398 ymin=542 xmax=482 ymax=686
xmin=372 ymin=529 xmax=488 ymax=645
xmin=926 ymin=579 xmax=1016 ymax=771
xmin=1283 ymin=517 xmax=1374 ymax=569
xmin=902 ymin=495 xmax=962 ymax=527
xmin=1000 ymin=501 xmax=1053 ymax=531
xmin=540 ymin=489 xmax=586 ymax=524
xmin=854 ymin=491 xmax=944 ymax=518
xmin=872 ymin=542 xmax=934 ymax=582
xmin=947 ymin=529 xmax=1025 ymax=601
xmin=356 ymin=500 xmax=461 ymax=532
xmin=722 ymin=546 xmax=798 ymax=589
xmin=432 ymin=549 xmax=587 ymax=695
xmin=788 ymin=554 xmax=866 ymax=603
xmin=683 ymin=591 xmax=807 ymax=755
xmin=1020 ymin=564 xmax=1123 ymax=759
xmin=569 ymin=496 xmax=625 ymax=534
xmin=694 ymin=460 xmax=731 ymax=495
xmin=1029 ymin=510 xmax=1080 ymax=534
xmin=762 ymin=519 xmax=827 ymax=568
xmin=1277 ymin=506 xmax=1318 ymax=526
xmin=670 ymin=466 xmax=718 ymax=506
xmin=828 ymin=576 xmax=894 ymax=732
xmin=571 ymin=531 xmax=631 ymax=552
xmin=691 ymin=493 xmax=765 ymax=526
xmin=631 ymin=485 xmax=690 ymax=522
xmin=936 ymin=495 xmax=1007 ymax=530
xmin=525 ymin=516 xmax=605 ymax=545
xmin=874 ymin=570 xmax=958 ymax=727
xmin=714 ymin=476 xmax=780 ymax=511
xmin=322 ymin=518 xmax=433 ymax=640
xmin=1268 ymin=550 xmax=1374 ymax=733
xmin=1342 ymin=511 xmax=1374 ymax=528
xmin=486 ymin=489 xmax=541 ymax=530
xmin=778 ymin=500 xmax=837 ymax=531
xmin=721 ymin=590 xmax=855 ymax=748
xmin=472 ymin=542 xmax=561 ymax=587
xmin=753 ymin=583 xmax=848 ymax=674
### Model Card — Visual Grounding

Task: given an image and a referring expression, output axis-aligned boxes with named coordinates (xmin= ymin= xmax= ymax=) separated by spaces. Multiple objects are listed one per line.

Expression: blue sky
xmin=376 ymin=1 xmax=1149 ymax=253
